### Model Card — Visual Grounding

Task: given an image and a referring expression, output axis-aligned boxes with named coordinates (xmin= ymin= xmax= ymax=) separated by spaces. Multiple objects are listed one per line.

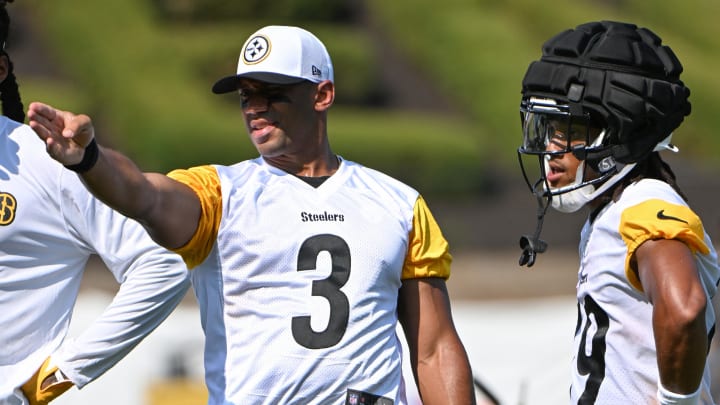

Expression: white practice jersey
xmin=171 ymin=157 xmax=452 ymax=405
xmin=570 ymin=179 xmax=720 ymax=404
xmin=0 ymin=117 xmax=190 ymax=404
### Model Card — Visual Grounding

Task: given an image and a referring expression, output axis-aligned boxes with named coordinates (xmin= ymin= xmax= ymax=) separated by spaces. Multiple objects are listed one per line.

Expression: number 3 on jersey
xmin=292 ymin=234 xmax=351 ymax=349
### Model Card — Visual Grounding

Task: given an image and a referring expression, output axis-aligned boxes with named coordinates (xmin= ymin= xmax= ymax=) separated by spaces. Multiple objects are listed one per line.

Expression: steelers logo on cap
xmin=243 ymin=35 xmax=271 ymax=65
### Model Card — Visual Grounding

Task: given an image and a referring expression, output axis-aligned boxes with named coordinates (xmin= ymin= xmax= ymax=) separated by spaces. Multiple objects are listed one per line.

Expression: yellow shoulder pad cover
xmin=620 ymin=199 xmax=708 ymax=291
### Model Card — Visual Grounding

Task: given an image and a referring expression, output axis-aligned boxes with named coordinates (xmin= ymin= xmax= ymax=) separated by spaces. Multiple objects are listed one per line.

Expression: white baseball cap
xmin=212 ymin=25 xmax=334 ymax=94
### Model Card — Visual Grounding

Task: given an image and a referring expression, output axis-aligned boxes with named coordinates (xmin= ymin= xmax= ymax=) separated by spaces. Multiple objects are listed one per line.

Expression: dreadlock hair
xmin=594 ymin=152 xmax=688 ymax=209
xmin=587 ymin=152 xmax=686 ymax=223
xmin=0 ymin=0 xmax=24 ymax=123
xmin=621 ymin=152 xmax=687 ymax=200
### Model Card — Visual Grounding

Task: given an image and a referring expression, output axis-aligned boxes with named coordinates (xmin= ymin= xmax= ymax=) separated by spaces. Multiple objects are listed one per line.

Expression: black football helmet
xmin=517 ymin=20 xmax=691 ymax=267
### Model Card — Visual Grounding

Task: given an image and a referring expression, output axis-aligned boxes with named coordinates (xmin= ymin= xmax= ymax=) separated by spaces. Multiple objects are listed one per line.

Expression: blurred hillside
xmin=7 ymin=0 xmax=720 ymax=252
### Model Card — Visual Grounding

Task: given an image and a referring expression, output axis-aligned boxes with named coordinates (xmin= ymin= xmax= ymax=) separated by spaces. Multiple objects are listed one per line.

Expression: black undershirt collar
xmin=295 ymin=175 xmax=330 ymax=188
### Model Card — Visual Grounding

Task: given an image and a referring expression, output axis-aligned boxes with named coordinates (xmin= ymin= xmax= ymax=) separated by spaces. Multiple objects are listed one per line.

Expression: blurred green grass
xmin=369 ymin=0 xmax=720 ymax=161
xmin=14 ymin=0 xmax=720 ymax=197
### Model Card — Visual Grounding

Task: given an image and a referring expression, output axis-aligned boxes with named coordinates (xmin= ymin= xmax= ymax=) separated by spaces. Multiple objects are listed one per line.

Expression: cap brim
xmin=212 ymin=75 xmax=241 ymax=94
xmin=212 ymin=73 xmax=307 ymax=94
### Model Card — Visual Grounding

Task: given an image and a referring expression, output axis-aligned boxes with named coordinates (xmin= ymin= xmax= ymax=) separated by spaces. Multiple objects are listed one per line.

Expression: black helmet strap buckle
xmin=518 ymin=179 xmax=550 ymax=267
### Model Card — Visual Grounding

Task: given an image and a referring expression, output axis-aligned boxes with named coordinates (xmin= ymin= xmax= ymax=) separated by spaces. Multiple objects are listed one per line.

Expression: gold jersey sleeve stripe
xmin=620 ymin=198 xmax=708 ymax=291
xmin=167 ymin=165 xmax=223 ymax=269
xmin=401 ymin=195 xmax=453 ymax=280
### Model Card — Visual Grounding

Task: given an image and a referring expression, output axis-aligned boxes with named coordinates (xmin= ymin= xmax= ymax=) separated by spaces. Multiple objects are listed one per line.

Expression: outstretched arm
xmin=636 ymin=238 xmax=708 ymax=395
xmin=398 ymin=278 xmax=476 ymax=405
xmin=27 ymin=102 xmax=201 ymax=249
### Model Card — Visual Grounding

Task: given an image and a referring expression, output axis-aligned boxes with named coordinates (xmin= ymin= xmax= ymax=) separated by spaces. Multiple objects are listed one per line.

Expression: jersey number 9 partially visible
xmin=576 ymin=295 xmax=609 ymax=404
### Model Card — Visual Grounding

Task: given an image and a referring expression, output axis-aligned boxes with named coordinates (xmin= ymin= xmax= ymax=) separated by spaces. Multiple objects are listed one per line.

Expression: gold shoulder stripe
xmin=401 ymin=195 xmax=452 ymax=280
xmin=167 ymin=166 xmax=222 ymax=269
xmin=620 ymin=199 xmax=708 ymax=290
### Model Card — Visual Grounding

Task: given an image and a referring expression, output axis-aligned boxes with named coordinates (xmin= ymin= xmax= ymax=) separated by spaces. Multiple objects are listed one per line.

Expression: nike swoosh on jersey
xmin=656 ymin=209 xmax=688 ymax=224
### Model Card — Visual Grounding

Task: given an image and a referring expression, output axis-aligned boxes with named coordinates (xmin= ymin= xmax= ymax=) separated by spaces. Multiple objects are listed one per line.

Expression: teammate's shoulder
xmin=6 ymin=117 xmax=39 ymax=143
xmin=2 ymin=114 xmax=24 ymax=128
xmin=7 ymin=120 xmax=66 ymax=174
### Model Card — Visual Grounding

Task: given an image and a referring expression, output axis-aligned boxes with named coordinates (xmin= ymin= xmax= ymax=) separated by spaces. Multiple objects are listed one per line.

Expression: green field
xmin=14 ymin=0 xmax=720 ymax=197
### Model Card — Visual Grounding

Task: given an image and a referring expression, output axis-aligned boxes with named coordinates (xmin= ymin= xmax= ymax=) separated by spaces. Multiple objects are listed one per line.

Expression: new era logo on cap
xmin=212 ymin=25 xmax=334 ymax=94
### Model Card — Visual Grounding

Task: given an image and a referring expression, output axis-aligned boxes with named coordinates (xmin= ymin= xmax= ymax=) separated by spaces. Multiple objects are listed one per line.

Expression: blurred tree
xmin=149 ymin=0 xmax=359 ymax=23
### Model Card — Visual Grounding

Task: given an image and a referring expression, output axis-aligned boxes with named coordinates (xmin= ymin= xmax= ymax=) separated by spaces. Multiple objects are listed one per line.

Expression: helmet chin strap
xmin=519 ymin=179 xmax=550 ymax=267
xmin=518 ymin=160 xmax=637 ymax=268
xmin=551 ymin=164 xmax=635 ymax=213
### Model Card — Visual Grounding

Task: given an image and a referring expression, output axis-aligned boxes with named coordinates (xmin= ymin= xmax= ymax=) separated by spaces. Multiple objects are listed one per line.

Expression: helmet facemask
xmin=516 ymin=20 xmax=691 ymax=268
xmin=518 ymin=97 xmax=636 ymax=213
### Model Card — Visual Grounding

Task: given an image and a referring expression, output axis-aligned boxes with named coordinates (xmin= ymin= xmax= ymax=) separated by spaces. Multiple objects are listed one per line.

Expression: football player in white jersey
xmin=26 ymin=25 xmax=476 ymax=404
xmin=0 ymin=2 xmax=190 ymax=405
xmin=516 ymin=21 xmax=720 ymax=404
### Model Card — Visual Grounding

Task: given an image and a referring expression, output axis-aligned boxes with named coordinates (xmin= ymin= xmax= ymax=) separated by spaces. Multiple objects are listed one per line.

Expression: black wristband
xmin=64 ymin=139 xmax=99 ymax=173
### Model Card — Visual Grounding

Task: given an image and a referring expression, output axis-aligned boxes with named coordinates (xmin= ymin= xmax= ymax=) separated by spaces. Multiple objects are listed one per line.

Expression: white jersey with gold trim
xmin=186 ymin=157 xmax=450 ymax=405
xmin=570 ymin=179 xmax=719 ymax=404
xmin=0 ymin=117 xmax=189 ymax=404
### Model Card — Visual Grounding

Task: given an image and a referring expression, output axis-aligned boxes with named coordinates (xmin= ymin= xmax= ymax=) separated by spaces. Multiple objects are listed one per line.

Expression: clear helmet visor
xmin=519 ymin=99 xmax=598 ymax=156
xmin=517 ymin=98 xmax=614 ymax=212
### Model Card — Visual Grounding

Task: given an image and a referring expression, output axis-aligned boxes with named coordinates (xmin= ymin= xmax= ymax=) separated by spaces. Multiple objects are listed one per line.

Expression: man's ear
xmin=314 ymin=80 xmax=334 ymax=112
xmin=0 ymin=54 xmax=8 ymax=83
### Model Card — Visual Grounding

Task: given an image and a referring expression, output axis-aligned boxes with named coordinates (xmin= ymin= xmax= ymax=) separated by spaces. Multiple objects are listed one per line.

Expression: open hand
xmin=27 ymin=102 xmax=95 ymax=166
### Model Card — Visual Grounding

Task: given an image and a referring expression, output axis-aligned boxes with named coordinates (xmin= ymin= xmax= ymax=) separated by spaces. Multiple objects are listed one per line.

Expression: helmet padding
xmin=521 ymin=21 xmax=691 ymax=164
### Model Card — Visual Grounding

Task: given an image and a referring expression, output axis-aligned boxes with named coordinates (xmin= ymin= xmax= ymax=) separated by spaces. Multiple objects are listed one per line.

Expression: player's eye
xmin=238 ymin=87 xmax=291 ymax=106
